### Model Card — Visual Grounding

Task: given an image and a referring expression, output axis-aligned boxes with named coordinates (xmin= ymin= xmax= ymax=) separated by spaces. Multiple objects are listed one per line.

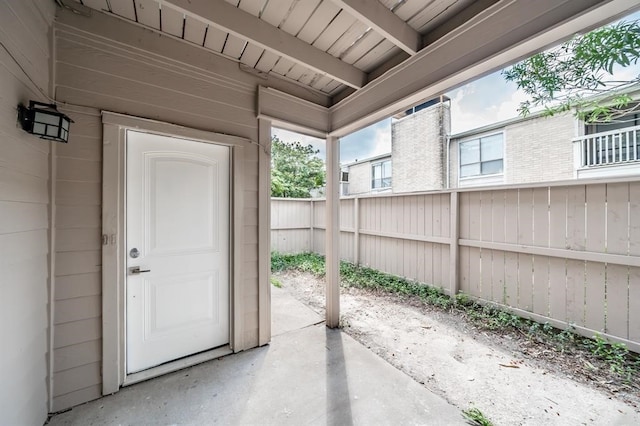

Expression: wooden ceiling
xmin=70 ymin=0 xmax=486 ymax=98
xmin=65 ymin=0 xmax=639 ymax=135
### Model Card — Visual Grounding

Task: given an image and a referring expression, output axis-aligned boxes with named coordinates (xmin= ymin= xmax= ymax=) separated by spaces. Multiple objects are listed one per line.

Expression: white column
xmin=325 ymin=135 xmax=340 ymax=328
xmin=258 ymin=118 xmax=272 ymax=345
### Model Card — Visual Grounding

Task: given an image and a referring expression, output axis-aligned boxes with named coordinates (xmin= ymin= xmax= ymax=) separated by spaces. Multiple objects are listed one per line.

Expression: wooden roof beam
xmin=330 ymin=0 xmax=421 ymax=55
xmin=161 ymin=0 xmax=366 ymax=89
xmin=329 ymin=0 xmax=639 ymax=136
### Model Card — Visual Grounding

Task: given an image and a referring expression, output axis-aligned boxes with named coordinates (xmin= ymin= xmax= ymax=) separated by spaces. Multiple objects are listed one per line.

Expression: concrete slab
xmin=49 ymin=291 xmax=464 ymax=425
xmin=271 ymin=286 xmax=323 ymax=336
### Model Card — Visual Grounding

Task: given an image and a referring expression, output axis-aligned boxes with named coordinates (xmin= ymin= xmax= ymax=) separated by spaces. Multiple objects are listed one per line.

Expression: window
xmin=372 ymin=160 xmax=391 ymax=189
xmin=340 ymin=171 xmax=349 ymax=182
xmin=459 ymin=133 xmax=503 ymax=178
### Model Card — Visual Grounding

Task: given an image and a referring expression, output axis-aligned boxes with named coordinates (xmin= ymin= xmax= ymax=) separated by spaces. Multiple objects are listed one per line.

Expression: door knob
xmin=129 ymin=266 xmax=151 ymax=275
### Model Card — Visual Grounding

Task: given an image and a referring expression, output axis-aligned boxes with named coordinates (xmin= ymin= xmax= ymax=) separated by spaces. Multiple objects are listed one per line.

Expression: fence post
xmin=449 ymin=191 xmax=459 ymax=297
xmin=309 ymin=199 xmax=314 ymax=253
xmin=354 ymin=197 xmax=360 ymax=265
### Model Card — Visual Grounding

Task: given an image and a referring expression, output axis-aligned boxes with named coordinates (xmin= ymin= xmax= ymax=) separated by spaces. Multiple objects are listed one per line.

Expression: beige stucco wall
xmin=392 ymin=103 xmax=450 ymax=193
xmin=449 ymin=113 xmax=575 ymax=188
xmin=0 ymin=1 xmax=56 ymax=425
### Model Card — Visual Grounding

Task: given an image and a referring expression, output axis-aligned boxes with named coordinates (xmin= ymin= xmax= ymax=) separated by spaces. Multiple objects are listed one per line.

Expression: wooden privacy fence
xmin=271 ymin=177 xmax=640 ymax=353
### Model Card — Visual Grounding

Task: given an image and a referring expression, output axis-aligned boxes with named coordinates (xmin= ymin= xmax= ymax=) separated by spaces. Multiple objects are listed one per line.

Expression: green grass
xmin=462 ymin=407 xmax=494 ymax=426
xmin=270 ymin=276 xmax=283 ymax=288
xmin=271 ymin=251 xmax=640 ymax=381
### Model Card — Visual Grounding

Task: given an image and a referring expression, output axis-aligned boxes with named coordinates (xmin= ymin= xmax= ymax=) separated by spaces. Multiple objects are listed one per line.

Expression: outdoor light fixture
xmin=18 ymin=101 xmax=72 ymax=143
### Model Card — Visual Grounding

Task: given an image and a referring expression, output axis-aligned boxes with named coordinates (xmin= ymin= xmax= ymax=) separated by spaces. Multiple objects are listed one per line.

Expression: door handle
xmin=129 ymin=266 xmax=151 ymax=275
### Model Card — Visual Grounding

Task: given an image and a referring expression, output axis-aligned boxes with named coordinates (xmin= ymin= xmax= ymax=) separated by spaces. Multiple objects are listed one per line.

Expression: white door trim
xmin=101 ymin=112 xmax=247 ymax=395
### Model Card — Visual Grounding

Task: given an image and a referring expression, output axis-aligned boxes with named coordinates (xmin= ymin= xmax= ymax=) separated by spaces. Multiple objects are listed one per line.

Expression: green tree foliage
xmin=502 ymin=20 xmax=640 ymax=123
xmin=271 ymin=137 xmax=325 ymax=198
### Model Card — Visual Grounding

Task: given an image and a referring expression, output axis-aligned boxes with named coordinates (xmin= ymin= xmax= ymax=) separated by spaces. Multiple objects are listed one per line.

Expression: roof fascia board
xmin=329 ymin=0 xmax=637 ymax=137
xmin=258 ymin=86 xmax=330 ymax=138
xmin=162 ymin=0 xmax=366 ymax=89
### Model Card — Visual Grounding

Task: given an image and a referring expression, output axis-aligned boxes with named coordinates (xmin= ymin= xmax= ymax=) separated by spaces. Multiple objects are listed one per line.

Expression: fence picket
xmin=271 ymin=177 xmax=640 ymax=352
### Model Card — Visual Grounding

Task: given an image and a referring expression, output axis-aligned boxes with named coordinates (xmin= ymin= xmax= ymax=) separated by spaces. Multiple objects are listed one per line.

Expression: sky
xmin=272 ymin=10 xmax=640 ymax=165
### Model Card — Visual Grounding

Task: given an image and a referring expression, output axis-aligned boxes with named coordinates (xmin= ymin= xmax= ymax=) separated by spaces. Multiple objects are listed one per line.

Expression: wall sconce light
xmin=18 ymin=101 xmax=73 ymax=143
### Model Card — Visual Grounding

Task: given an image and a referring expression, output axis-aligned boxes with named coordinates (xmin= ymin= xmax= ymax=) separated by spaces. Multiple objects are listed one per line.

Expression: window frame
xmin=458 ymin=131 xmax=505 ymax=181
xmin=371 ymin=158 xmax=392 ymax=190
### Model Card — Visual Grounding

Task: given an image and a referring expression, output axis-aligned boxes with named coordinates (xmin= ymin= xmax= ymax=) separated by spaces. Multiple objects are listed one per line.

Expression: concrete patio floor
xmin=48 ymin=288 xmax=464 ymax=425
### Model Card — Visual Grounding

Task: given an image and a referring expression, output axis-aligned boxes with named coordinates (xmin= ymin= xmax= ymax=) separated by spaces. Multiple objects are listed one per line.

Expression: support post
xmin=449 ymin=191 xmax=459 ymax=297
xmin=353 ymin=197 xmax=360 ymax=265
xmin=309 ymin=199 xmax=315 ymax=253
xmin=258 ymin=118 xmax=272 ymax=346
xmin=325 ymin=135 xmax=340 ymax=328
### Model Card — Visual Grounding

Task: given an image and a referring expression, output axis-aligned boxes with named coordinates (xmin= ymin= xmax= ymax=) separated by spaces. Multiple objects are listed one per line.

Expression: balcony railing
xmin=574 ymin=125 xmax=640 ymax=167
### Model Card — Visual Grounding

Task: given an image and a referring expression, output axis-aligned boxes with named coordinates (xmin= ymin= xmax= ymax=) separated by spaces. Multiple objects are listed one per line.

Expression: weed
xmin=270 ymin=276 xmax=282 ymax=288
xmin=271 ymin=252 xmax=639 ymax=382
xmin=462 ymin=407 xmax=493 ymax=426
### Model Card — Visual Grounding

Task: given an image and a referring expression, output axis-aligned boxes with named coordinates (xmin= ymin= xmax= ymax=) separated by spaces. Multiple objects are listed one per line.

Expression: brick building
xmin=342 ymin=95 xmax=640 ymax=195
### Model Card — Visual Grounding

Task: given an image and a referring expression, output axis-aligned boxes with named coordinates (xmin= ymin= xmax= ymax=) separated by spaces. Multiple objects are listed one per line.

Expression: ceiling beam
xmin=330 ymin=0 xmax=421 ymax=55
xmin=161 ymin=0 xmax=366 ymax=89
xmin=330 ymin=0 xmax=639 ymax=136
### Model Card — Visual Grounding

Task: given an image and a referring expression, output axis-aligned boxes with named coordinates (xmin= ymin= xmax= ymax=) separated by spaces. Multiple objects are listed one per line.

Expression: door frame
xmin=101 ymin=112 xmax=247 ymax=394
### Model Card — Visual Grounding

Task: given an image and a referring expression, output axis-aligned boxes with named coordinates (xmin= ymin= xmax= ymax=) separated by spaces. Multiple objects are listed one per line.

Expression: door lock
xmin=129 ymin=266 xmax=151 ymax=275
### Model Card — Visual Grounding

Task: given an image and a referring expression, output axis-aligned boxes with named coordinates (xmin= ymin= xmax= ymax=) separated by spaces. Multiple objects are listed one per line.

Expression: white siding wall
xmin=392 ymin=104 xmax=449 ymax=192
xmin=0 ymin=0 xmax=55 ymax=424
xmin=50 ymin=6 xmax=325 ymax=411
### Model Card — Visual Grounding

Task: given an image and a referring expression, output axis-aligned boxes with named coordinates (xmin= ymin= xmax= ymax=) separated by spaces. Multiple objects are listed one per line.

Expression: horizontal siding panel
xmin=57 ymin=86 xmax=258 ymax=142
xmin=56 ymin=228 xmax=101 ymax=252
xmin=54 ymin=339 xmax=101 ymax=372
xmin=243 ymin=261 xmax=259 ymax=279
xmin=53 ymin=361 xmax=101 ymax=397
xmin=55 ymin=204 xmax=101 ymax=229
xmin=56 ymin=64 xmax=256 ymax=132
xmin=55 ymin=158 xmax=102 ymax=182
xmin=51 ymin=384 xmax=102 ymax=414
xmin=54 ymin=317 xmax=101 ymax=349
xmin=56 ymin=36 xmax=256 ymax=111
xmin=56 ymin=134 xmax=102 ymax=161
xmin=244 ymin=190 xmax=258 ymax=208
xmin=244 ymin=207 xmax=258 ymax=226
xmin=0 ymin=130 xmax=49 ymax=179
xmin=244 ymin=243 xmax=258 ymax=262
xmin=0 ymin=201 xmax=48 ymax=233
xmin=55 ymin=250 xmax=101 ymax=276
xmin=0 ymin=1 xmax=50 ymax=92
xmin=244 ymin=225 xmax=258 ymax=244
xmin=55 ymin=272 xmax=101 ymax=301
xmin=0 ymin=230 xmax=48 ymax=265
xmin=54 ymin=295 xmax=101 ymax=325
xmin=55 ymin=181 xmax=101 ymax=206
xmin=0 ymin=167 xmax=48 ymax=204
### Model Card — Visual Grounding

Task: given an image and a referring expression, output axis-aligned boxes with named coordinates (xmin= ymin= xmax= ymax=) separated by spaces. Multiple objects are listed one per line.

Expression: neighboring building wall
xmin=49 ymin=7 xmax=324 ymax=411
xmin=505 ymin=113 xmax=574 ymax=184
xmin=346 ymin=160 xmax=374 ymax=195
xmin=450 ymin=113 xmax=575 ymax=187
xmin=392 ymin=102 xmax=450 ymax=193
xmin=0 ymin=1 xmax=56 ymax=425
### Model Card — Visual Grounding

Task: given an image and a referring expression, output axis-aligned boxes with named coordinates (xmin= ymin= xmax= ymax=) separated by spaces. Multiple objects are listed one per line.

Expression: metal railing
xmin=574 ymin=125 xmax=640 ymax=167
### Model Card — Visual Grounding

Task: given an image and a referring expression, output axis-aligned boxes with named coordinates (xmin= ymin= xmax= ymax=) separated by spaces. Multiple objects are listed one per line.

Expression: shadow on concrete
xmin=326 ymin=328 xmax=354 ymax=426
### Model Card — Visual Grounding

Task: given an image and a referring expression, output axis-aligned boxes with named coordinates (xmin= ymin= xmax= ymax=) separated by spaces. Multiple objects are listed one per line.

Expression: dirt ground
xmin=274 ymin=270 xmax=640 ymax=426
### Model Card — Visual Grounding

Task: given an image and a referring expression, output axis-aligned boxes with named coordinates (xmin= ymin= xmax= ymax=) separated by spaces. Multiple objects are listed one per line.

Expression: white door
xmin=126 ymin=130 xmax=230 ymax=374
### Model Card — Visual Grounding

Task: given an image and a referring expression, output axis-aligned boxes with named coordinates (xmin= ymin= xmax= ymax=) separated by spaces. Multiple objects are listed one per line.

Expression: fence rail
xmin=271 ymin=177 xmax=640 ymax=353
